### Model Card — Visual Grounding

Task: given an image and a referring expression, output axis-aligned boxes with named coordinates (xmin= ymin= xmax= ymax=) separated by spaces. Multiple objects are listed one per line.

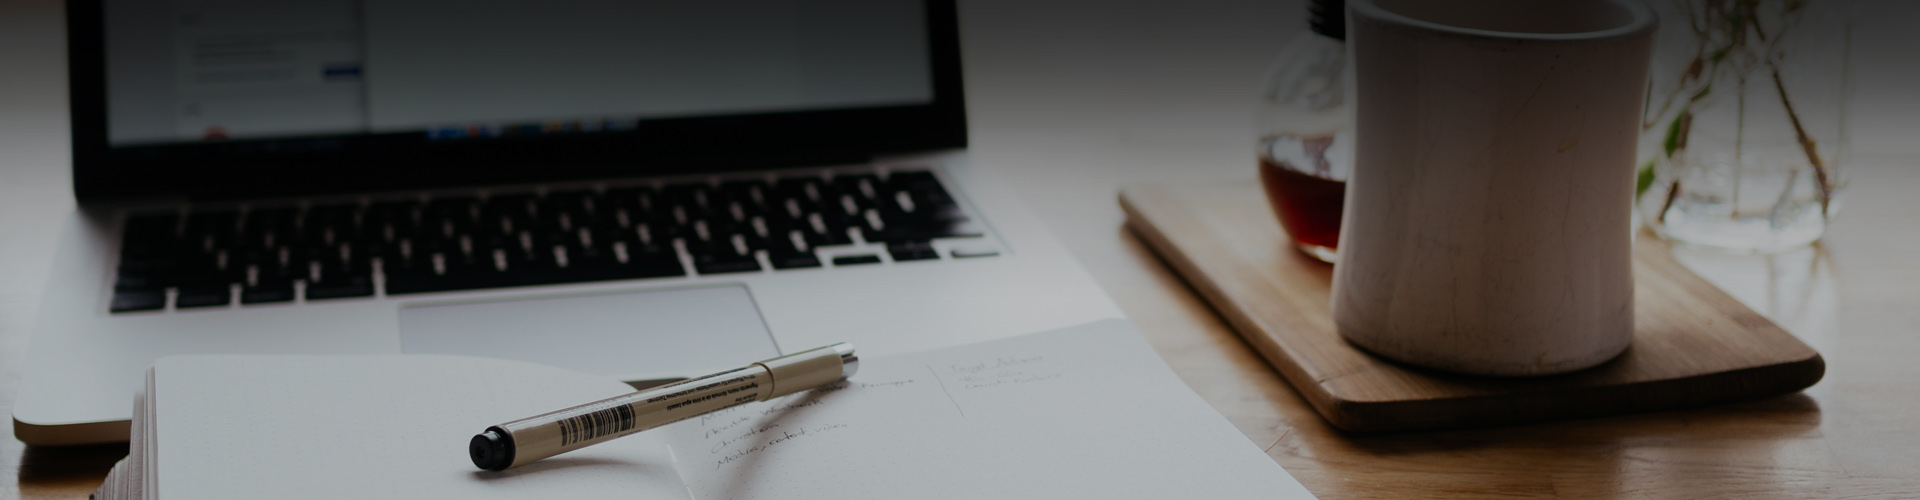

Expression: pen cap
xmin=757 ymin=343 xmax=855 ymax=400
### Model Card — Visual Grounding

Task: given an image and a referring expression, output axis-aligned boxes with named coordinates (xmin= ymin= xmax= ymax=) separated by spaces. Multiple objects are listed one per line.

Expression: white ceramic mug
xmin=1331 ymin=0 xmax=1656 ymax=376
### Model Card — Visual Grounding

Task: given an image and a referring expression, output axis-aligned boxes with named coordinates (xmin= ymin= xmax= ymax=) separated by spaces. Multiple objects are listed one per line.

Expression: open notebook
xmin=92 ymin=319 xmax=1316 ymax=499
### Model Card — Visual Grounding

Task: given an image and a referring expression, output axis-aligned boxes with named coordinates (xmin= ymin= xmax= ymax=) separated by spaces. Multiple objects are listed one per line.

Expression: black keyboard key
xmin=606 ymin=253 xmax=687 ymax=280
xmin=831 ymin=254 xmax=882 ymax=266
xmin=423 ymin=199 xmax=479 ymax=237
xmin=306 ymin=252 xmax=374 ymax=299
xmin=864 ymin=218 xmax=986 ymax=243
xmin=547 ymin=190 xmax=600 ymax=218
xmin=831 ymin=174 xmax=881 ymax=202
xmin=117 ymin=266 xmax=182 ymax=298
xmin=364 ymin=201 xmax=421 ymax=241
xmin=175 ymin=254 xmax=240 ymax=288
xmin=301 ymin=205 xmax=360 ymax=246
xmin=768 ymin=242 xmax=818 ymax=270
xmin=795 ymin=211 xmax=854 ymax=246
xmin=739 ymin=218 xmax=773 ymax=251
xmin=769 ymin=252 xmax=820 ymax=269
xmin=175 ymin=286 xmax=233 ymax=308
xmin=233 ymin=247 xmax=272 ymax=267
xmin=878 ymin=187 xmax=965 ymax=221
xmin=530 ymin=205 xmax=573 ymax=235
xmin=694 ymin=255 xmax=761 ymax=274
xmin=886 ymin=171 xmax=956 ymax=206
xmin=623 ymin=188 xmax=669 ymax=224
xmin=774 ymin=178 xmax=832 ymax=209
xmin=119 ymin=240 xmax=174 ymax=261
xmin=662 ymin=183 xmax=716 ymax=215
xmin=304 ymin=243 xmax=356 ymax=273
xmin=563 ymin=240 xmax=614 ymax=270
xmin=121 ymin=213 xmax=180 ymax=257
xmin=381 ymin=272 xmax=464 ymax=295
xmin=250 ymin=259 xmax=298 ymax=286
xmin=718 ymin=180 xmax=772 ymax=211
xmin=684 ymin=218 xmax=726 ymax=245
xmin=484 ymin=194 xmax=538 ymax=226
xmin=183 ymin=210 xmax=241 ymax=249
xmin=353 ymin=237 xmax=393 ymax=260
xmin=306 ymin=276 xmax=374 ymax=300
xmin=503 ymin=240 xmax=561 ymax=274
xmin=378 ymin=241 xmax=432 ymax=280
xmin=690 ymin=235 xmax=761 ymax=274
xmin=828 ymin=192 xmax=868 ymax=218
xmin=109 ymin=290 xmax=166 ymax=312
xmin=117 ymin=253 xmax=182 ymax=271
xmin=765 ymin=229 xmax=820 ymax=270
xmin=690 ymin=220 xmax=763 ymax=253
xmin=240 ymin=209 xmax=298 ymax=256
xmin=888 ymin=240 xmax=941 ymax=262
xmin=241 ymin=280 xmax=295 ymax=304
xmin=114 ymin=272 xmax=166 ymax=291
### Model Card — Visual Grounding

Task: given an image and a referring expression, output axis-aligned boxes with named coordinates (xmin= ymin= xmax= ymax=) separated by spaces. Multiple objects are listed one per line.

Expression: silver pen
xmin=469 ymin=343 xmax=858 ymax=471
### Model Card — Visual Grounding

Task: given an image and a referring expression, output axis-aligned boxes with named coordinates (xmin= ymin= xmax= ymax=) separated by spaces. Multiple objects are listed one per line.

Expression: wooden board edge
xmin=1323 ymin=352 xmax=1828 ymax=433
xmin=1118 ymin=185 xmax=1347 ymax=416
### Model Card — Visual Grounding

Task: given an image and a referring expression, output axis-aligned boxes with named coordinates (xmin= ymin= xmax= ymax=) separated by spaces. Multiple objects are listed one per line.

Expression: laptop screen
xmin=102 ymin=0 xmax=933 ymax=147
xmin=68 ymin=0 xmax=964 ymax=200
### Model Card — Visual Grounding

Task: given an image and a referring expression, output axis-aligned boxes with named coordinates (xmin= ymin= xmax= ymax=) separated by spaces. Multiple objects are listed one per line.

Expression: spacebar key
xmin=384 ymin=271 xmax=529 ymax=295
xmin=384 ymin=264 xmax=685 ymax=295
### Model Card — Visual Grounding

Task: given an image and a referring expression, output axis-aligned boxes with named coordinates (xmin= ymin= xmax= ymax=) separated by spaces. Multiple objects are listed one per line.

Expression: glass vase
xmin=1255 ymin=0 xmax=1353 ymax=264
xmin=1635 ymin=0 xmax=1855 ymax=253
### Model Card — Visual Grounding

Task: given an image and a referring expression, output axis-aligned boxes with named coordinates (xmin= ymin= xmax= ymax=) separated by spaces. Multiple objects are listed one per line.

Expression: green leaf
xmin=1636 ymin=160 xmax=1657 ymax=199
xmin=1663 ymin=114 xmax=1686 ymax=158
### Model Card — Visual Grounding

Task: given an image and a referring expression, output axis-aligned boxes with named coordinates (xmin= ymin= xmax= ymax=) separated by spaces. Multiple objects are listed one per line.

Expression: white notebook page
xmin=137 ymin=319 xmax=1314 ymax=499
xmin=154 ymin=355 xmax=689 ymax=500
xmin=660 ymin=319 xmax=1315 ymax=499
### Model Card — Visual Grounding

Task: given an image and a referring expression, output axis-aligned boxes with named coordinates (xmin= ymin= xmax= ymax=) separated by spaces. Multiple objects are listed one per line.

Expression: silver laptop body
xmin=16 ymin=0 xmax=1121 ymax=445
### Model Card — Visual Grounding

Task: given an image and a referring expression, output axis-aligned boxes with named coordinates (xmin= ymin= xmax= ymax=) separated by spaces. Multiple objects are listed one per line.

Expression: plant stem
xmin=1657 ymin=111 xmax=1694 ymax=223
xmin=1658 ymin=179 xmax=1684 ymax=224
xmin=1769 ymin=65 xmax=1834 ymax=218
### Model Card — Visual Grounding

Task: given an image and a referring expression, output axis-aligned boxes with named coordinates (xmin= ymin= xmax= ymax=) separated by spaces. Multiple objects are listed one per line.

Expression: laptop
xmin=16 ymin=0 xmax=1122 ymax=446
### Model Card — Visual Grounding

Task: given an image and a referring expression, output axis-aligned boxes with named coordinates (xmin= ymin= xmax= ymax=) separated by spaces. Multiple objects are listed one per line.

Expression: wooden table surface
xmin=3 ymin=1 xmax=1918 ymax=498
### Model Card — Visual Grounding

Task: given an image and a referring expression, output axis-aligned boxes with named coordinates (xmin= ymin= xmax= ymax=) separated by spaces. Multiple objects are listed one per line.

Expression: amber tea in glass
xmin=1258 ymin=133 xmax=1346 ymax=263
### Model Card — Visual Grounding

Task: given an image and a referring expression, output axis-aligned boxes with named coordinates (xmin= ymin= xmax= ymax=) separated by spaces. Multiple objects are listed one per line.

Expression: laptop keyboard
xmin=108 ymin=169 xmax=995 ymax=313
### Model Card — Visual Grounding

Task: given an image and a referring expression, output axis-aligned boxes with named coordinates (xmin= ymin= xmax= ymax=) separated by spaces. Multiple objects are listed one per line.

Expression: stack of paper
xmin=94 ymin=319 xmax=1317 ymax=499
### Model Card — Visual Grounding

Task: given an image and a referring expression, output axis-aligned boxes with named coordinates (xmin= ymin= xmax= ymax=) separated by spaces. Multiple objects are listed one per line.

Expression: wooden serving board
xmin=1121 ymin=183 xmax=1824 ymax=433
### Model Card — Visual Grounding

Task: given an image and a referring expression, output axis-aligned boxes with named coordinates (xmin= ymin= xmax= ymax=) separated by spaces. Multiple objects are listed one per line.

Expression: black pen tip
xmin=470 ymin=429 xmax=513 ymax=471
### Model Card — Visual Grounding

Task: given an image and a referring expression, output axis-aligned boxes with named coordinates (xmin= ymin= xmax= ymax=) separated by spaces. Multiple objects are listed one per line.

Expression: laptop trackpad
xmin=398 ymin=285 xmax=781 ymax=382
